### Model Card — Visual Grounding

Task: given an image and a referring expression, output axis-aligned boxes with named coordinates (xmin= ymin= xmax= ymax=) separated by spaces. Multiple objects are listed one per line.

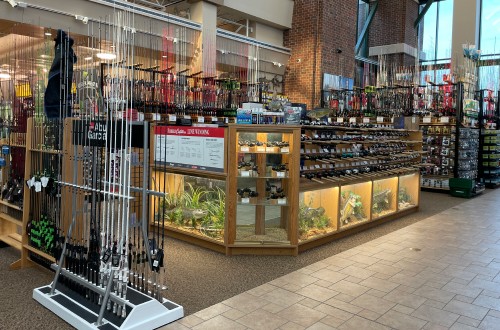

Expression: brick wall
xmin=368 ymin=0 xmax=419 ymax=66
xmin=284 ymin=0 xmax=357 ymax=109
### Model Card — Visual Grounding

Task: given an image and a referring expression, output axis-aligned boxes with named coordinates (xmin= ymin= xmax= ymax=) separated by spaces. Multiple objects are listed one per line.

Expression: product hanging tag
xmin=41 ymin=176 xmax=49 ymax=188
xmin=35 ymin=181 xmax=42 ymax=192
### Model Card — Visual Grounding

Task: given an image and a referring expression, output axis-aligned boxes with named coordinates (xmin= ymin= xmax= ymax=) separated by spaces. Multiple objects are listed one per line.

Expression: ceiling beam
xmin=414 ymin=0 xmax=435 ymax=28
xmin=355 ymin=0 xmax=378 ymax=55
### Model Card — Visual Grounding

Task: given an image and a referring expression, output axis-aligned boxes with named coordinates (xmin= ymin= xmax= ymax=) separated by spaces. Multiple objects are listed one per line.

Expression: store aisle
xmin=165 ymin=189 xmax=500 ymax=330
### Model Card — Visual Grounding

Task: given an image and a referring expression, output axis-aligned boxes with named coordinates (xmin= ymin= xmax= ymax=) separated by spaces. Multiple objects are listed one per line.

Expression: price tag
xmin=212 ymin=116 xmax=218 ymax=122
xmin=281 ymin=147 xmax=289 ymax=153
xmin=35 ymin=181 xmax=42 ymax=192
xmin=256 ymin=146 xmax=265 ymax=152
xmin=241 ymin=170 xmax=250 ymax=177
xmin=241 ymin=197 xmax=250 ymax=204
xmin=240 ymin=146 xmax=250 ymax=152
xmin=277 ymin=171 xmax=285 ymax=178
xmin=197 ymin=116 xmax=205 ymax=123
xmin=377 ymin=116 xmax=384 ymax=123
xmin=349 ymin=117 xmax=357 ymax=124
xmin=337 ymin=117 xmax=344 ymax=123
xmin=322 ymin=164 xmax=327 ymax=169
xmin=423 ymin=117 xmax=432 ymax=123
xmin=184 ymin=115 xmax=191 ymax=120
xmin=314 ymin=164 xmax=321 ymax=169
xmin=306 ymin=149 xmax=311 ymax=154
xmin=412 ymin=117 xmax=417 ymax=123
xmin=363 ymin=118 xmax=370 ymax=123
xmin=266 ymin=147 xmax=275 ymax=152
xmin=278 ymin=198 xmax=287 ymax=205
xmin=328 ymin=117 xmax=332 ymax=124
xmin=168 ymin=114 xmax=176 ymax=122
xmin=41 ymin=176 xmax=49 ymax=187
xmin=328 ymin=164 xmax=334 ymax=168
xmin=440 ymin=116 xmax=450 ymax=123
xmin=309 ymin=165 xmax=316 ymax=170
xmin=391 ymin=117 xmax=394 ymax=123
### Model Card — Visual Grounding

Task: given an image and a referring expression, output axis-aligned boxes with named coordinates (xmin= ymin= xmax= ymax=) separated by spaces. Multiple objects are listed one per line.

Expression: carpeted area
xmin=0 ymin=190 xmax=472 ymax=329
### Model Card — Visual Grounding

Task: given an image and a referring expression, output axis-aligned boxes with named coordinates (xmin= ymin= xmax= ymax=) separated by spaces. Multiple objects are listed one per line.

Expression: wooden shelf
xmin=0 ymin=199 xmax=22 ymax=211
xmin=0 ymin=233 xmax=22 ymax=250
xmin=0 ymin=212 xmax=22 ymax=226
xmin=29 ymin=148 xmax=62 ymax=155
xmin=23 ymin=244 xmax=55 ymax=262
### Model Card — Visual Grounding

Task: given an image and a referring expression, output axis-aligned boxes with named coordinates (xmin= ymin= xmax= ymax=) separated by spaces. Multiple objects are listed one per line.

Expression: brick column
xmin=284 ymin=0 xmax=357 ymax=109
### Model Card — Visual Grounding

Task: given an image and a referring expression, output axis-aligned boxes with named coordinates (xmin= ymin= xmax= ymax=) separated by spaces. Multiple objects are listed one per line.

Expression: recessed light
xmin=44 ymin=32 xmax=52 ymax=36
xmin=84 ymin=56 xmax=93 ymax=61
xmin=0 ymin=73 xmax=11 ymax=79
xmin=162 ymin=55 xmax=167 ymax=58
xmin=96 ymin=53 xmax=117 ymax=60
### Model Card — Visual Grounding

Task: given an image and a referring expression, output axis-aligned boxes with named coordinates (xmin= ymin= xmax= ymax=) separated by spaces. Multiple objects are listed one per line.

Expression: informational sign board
xmin=154 ymin=126 xmax=225 ymax=173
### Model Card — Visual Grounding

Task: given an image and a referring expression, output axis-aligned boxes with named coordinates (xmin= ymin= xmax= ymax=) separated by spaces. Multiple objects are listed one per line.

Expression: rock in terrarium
xmin=340 ymin=191 xmax=365 ymax=227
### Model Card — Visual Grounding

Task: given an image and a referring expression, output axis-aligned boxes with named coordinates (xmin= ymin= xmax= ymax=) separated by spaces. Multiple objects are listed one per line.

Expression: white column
xmin=451 ymin=0 xmax=481 ymax=72
xmin=190 ymin=1 xmax=218 ymax=76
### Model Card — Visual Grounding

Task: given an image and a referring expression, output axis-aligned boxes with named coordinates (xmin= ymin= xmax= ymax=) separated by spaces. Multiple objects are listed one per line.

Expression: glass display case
xmin=298 ymin=187 xmax=339 ymax=241
xmin=339 ymin=181 xmax=371 ymax=229
xmin=372 ymin=177 xmax=398 ymax=219
xmin=398 ymin=173 xmax=420 ymax=210
xmin=152 ymin=172 xmax=226 ymax=242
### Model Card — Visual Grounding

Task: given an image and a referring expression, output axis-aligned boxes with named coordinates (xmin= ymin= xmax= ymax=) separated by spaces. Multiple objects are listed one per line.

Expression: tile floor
xmin=161 ymin=190 xmax=500 ymax=330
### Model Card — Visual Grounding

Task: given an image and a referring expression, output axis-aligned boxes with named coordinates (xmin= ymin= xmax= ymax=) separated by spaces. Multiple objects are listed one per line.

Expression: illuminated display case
xmin=372 ymin=177 xmax=398 ymax=219
xmin=340 ymin=181 xmax=372 ymax=228
xmin=298 ymin=187 xmax=339 ymax=241
xmin=398 ymin=173 xmax=420 ymax=211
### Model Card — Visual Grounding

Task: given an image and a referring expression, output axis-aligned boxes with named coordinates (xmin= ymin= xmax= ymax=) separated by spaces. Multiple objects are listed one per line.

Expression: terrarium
xmin=339 ymin=181 xmax=371 ymax=229
xmin=398 ymin=173 xmax=419 ymax=210
xmin=371 ymin=177 xmax=398 ymax=219
xmin=298 ymin=187 xmax=339 ymax=241
xmin=152 ymin=172 xmax=226 ymax=242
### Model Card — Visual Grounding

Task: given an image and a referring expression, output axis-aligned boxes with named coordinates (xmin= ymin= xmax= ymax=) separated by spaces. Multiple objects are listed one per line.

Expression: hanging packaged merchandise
xmin=2 ymin=145 xmax=9 ymax=154
xmin=44 ymin=29 xmax=77 ymax=118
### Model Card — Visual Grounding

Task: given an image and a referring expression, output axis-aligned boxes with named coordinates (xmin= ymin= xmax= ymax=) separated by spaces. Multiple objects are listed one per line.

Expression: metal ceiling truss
xmin=355 ymin=0 xmax=378 ymax=55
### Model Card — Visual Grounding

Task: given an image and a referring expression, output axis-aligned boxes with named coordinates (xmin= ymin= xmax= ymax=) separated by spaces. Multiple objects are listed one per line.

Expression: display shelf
xmin=0 ymin=199 xmax=22 ymax=211
xmin=0 ymin=233 xmax=21 ymax=250
xmin=24 ymin=244 xmax=55 ymax=262
xmin=0 ymin=212 xmax=23 ymax=226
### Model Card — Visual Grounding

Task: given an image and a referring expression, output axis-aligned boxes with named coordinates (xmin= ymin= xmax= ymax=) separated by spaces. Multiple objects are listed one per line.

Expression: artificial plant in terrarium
xmin=340 ymin=191 xmax=365 ymax=226
xmin=298 ymin=195 xmax=331 ymax=240
xmin=398 ymin=186 xmax=414 ymax=209
xmin=372 ymin=185 xmax=394 ymax=217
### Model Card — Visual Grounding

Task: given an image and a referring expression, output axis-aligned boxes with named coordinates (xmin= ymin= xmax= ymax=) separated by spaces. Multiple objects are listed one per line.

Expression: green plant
xmin=398 ymin=187 xmax=412 ymax=204
xmin=200 ymin=187 xmax=225 ymax=239
xmin=298 ymin=195 xmax=331 ymax=237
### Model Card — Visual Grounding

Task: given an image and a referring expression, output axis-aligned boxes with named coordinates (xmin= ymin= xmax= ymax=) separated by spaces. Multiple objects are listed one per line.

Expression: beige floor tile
xmin=372 ymin=272 xmax=393 ymax=280
xmin=324 ymin=296 xmax=364 ymax=314
xmin=262 ymin=302 xmax=288 ymax=314
xmin=282 ymin=283 xmax=304 ymax=292
xmin=329 ymin=280 xmax=370 ymax=297
xmin=384 ymin=289 xmax=427 ymax=309
xmin=236 ymin=309 xmax=288 ymax=330
xmin=315 ymin=279 xmax=334 ymax=288
xmin=350 ymin=293 xmax=396 ymax=315
xmin=314 ymin=303 xmax=355 ymax=321
xmin=160 ymin=322 xmax=191 ymax=330
xmin=299 ymin=297 xmax=323 ymax=309
xmin=377 ymin=309 xmax=427 ymax=330
xmin=444 ymin=299 xmax=489 ymax=320
xmin=469 ymin=278 xmax=500 ymax=294
xmin=192 ymin=315 xmax=247 ymax=330
xmin=305 ymin=322 xmax=336 ymax=330
xmin=487 ymin=309 xmax=500 ymax=318
xmin=295 ymin=284 xmax=339 ymax=302
xmin=261 ymin=288 xmax=306 ymax=308
xmin=465 ymin=265 xmax=500 ymax=278
xmin=323 ymin=256 xmax=356 ymax=269
xmin=476 ymin=275 xmax=495 ymax=281
xmin=366 ymin=288 xmax=388 ymax=298
xmin=281 ymin=272 xmax=321 ymax=288
xmin=411 ymin=304 xmax=460 ymax=327
xmin=305 ymin=262 xmax=331 ymax=272
xmin=276 ymin=304 xmax=327 ymax=327
xmin=359 ymin=277 xmax=399 ymax=293
xmin=441 ymin=281 xmax=482 ymax=299
xmin=247 ymin=283 xmax=278 ymax=297
xmin=222 ymin=308 xmax=246 ymax=320
xmin=338 ymin=315 xmax=390 ymax=330
xmin=366 ymin=263 xmax=402 ymax=276
xmin=224 ymin=292 xmax=270 ymax=313
xmin=194 ymin=303 xmax=233 ymax=321
xmin=441 ymin=266 xmax=478 ymax=281
xmin=334 ymin=293 xmax=356 ymax=303
xmin=456 ymin=315 xmax=481 ymax=328
xmin=320 ymin=315 xmax=346 ymax=328
xmin=339 ymin=265 xmax=376 ymax=280
xmin=473 ymin=294 xmax=500 ymax=311
xmin=371 ymin=251 xmax=405 ymax=263
xmin=312 ymin=268 xmax=349 ymax=284
xmin=178 ymin=314 xmax=204 ymax=327
xmin=279 ymin=321 xmax=306 ymax=330
xmin=478 ymin=315 xmax=500 ymax=329
xmin=450 ymin=322 xmax=480 ymax=330
xmin=348 ymin=254 xmax=381 ymax=266
xmin=414 ymin=285 xmax=456 ymax=304
xmin=481 ymin=290 xmax=500 ymax=299
xmin=424 ymin=299 xmax=447 ymax=309
xmin=392 ymin=304 xmax=416 ymax=315
xmin=390 ymin=273 xmax=428 ymax=288
xmin=357 ymin=309 xmax=381 ymax=321
xmin=423 ymin=322 xmax=449 ymax=330
xmin=343 ymin=276 xmax=364 ymax=284
xmin=454 ymin=295 xmax=476 ymax=304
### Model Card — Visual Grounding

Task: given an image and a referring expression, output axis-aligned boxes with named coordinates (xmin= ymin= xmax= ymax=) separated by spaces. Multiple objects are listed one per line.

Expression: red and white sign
xmin=154 ymin=126 xmax=225 ymax=172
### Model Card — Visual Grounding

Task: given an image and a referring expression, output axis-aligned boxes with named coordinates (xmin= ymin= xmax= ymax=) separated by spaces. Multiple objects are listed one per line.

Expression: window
xmin=479 ymin=0 xmax=500 ymax=91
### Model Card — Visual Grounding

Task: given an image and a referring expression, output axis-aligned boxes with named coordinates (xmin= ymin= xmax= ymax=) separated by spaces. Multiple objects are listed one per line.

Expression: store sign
xmin=154 ymin=126 xmax=225 ymax=173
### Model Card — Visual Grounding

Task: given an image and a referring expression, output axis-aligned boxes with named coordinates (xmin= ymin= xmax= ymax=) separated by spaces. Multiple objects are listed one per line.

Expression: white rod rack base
xmin=33 ymin=283 xmax=183 ymax=330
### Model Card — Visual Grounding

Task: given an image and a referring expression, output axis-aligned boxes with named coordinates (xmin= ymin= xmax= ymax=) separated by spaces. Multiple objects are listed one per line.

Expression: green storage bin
xmin=449 ymin=178 xmax=474 ymax=198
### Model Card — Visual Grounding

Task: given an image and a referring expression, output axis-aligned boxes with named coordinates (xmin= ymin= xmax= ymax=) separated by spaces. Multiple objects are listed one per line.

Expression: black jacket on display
xmin=44 ymin=29 xmax=77 ymax=119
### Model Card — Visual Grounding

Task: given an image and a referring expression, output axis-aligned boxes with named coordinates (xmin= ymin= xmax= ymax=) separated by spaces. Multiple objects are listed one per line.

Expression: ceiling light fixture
xmin=96 ymin=53 xmax=117 ymax=60
xmin=84 ymin=56 xmax=93 ymax=61
xmin=0 ymin=73 xmax=11 ymax=79
xmin=44 ymin=32 xmax=52 ymax=36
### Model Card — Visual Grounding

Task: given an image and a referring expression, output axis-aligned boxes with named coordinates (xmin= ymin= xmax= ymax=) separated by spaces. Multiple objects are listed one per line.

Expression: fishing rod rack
xmin=33 ymin=119 xmax=183 ymax=329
